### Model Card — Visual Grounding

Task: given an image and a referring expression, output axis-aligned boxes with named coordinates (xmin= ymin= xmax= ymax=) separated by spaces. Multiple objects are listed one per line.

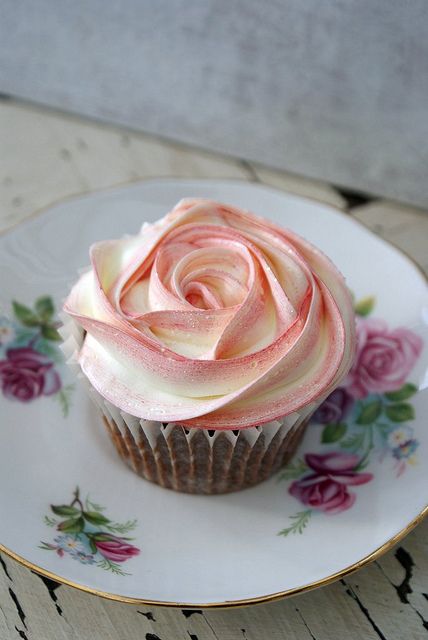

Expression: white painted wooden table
xmin=1 ymin=99 xmax=427 ymax=640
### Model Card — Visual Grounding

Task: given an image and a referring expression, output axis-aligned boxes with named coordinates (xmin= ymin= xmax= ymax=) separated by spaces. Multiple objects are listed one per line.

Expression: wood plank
xmin=352 ymin=201 xmax=428 ymax=274
xmin=0 ymin=100 xmax=249 ymax=233
xmin=245 ymin=161 xmax=347 ymax=210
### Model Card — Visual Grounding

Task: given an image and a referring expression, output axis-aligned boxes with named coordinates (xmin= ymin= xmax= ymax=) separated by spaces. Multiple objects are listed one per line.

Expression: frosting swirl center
xmin=64 ymin=199 xmax=356 ymax=428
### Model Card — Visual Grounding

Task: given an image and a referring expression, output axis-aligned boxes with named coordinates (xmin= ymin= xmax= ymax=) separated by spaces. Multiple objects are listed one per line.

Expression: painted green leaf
xmin=340 ymin=432 xmax=365 ymax=450
xmin=385 ymin=403 xmax=415 ymax=423
xmin=353 ymin=458 xmax=370 ymax=472
xmin=57 ymin=516 xmax=85 ymax=533
xmin=44 ymin=515 xmax=58 ymax=528
xmin=278 ymin=510 xmax=312 ymax=537
xmin=385 ymin=383 xmax=418 ymax=402
xmin=39 ymin=542 xmax=57 ymax=551
xmin=51 ymin=505 xmax=80 ymax=517
xmin=55 ymin=385 xmax=75 ymax=418
xmin=35 ymin=296 xmax=54 ymax=321
xmin=321 ymin=423 xmax=347 ymax=443
xmin=356 ymin=400 xmax=382 ymax=425
xmin=354 ymin=296 xmax=375 ymax=317
xmin=12 ymin=301 xmax=39 ymax=326
xmin=83 ymin=511 xmax=111 ymax=526
xmin=86 ymin=498 xmax=106 ymax=513
xmin=41 ymin=325 xmax=61 ymax=341
xmin=106 ymin=519 xmax=137 ymax=534
xmin=88 ymin=538 xmax=97 ymax=554
xmin=277 ymin=458 xmax=308 ymax=481
xmin=96 ymin=558 xmax=129 ymax=575
xmin=91 ymin=532 xmax=113 ymax=541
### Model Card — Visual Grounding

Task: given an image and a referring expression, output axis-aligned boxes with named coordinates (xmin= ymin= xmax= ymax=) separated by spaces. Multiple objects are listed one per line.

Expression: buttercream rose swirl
xmin=64 ymin=199 xmax=356 ymax=428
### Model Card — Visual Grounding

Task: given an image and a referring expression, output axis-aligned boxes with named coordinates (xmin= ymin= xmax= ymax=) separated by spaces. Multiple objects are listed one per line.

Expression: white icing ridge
xmin=63 ymin=199 xmax=356 ymax=429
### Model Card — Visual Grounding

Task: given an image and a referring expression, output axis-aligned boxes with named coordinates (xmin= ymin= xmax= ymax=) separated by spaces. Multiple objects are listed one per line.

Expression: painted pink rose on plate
xmin=93 ymin=534 xmax=140 ymax=563
xmin=345 ymin=318 xmax=422 ymax=399
xmin=312 ymin=387 xmax=354 ymax=424
xmin=0 ymin=346 xmax=61 ymax=402
xmin=289 ymin=453 xmax=373 ymax=514
xmin=0 ymin=296 xmax=73 ymax=415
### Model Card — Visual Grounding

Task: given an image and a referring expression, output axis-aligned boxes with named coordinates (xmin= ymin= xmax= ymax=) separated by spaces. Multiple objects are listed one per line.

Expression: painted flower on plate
xmin=312 ymin=388 xmax=354 ymax=425
xmin=0 ymin=347 xmax=61 ymax=402
xmin=92 ymin=533 xmax=140 ymax=563
xmin=346 ymin=318 xmax=422 ymax=399
xmin=41 ymin=488 xmax=140 ymax=575
xmin=392 ymin=439 xmax=419 ymax=462
xmin=280 ymin=296 xmax=423 ymax=537
xmin=54 ymin=534 xmax=86 ymax=553
xmin=289 ymin=453 xmax=373 ymax=515
xmin=387 ymin=426 xmax=413 ymax=448
xmin=0 ymin=296 xmax=74 ymax=414
xmin=70 ymin=551 xmax=96 ymax=565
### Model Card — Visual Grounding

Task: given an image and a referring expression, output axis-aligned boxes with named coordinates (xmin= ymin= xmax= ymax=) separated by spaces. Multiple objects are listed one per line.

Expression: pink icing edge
xmin=64 ymin=269 xmax=351 ymax=427
xmin=64 ymin=198 xmax=356 ymax=429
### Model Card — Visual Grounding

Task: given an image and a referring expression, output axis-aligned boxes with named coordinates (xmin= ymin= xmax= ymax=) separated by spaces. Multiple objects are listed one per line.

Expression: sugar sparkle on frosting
xmin=64 ymin=199 xmax=356 ymax=429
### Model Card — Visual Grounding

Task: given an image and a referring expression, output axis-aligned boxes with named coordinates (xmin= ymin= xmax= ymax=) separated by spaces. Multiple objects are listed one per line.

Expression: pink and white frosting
xmin=64 ymin=199 xmax=356 ymax=429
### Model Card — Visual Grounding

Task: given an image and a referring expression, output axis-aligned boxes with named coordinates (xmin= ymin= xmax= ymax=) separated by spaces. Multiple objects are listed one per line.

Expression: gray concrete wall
xmin=1 ymin=1 xmax=427 ymax=207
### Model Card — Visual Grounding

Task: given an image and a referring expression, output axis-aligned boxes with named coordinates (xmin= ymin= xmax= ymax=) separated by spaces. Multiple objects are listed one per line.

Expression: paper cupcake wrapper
xmin=60 ymin=314 xmax=316 ymax=494
xmin=90 ymin=387 xmax=311 ymax=493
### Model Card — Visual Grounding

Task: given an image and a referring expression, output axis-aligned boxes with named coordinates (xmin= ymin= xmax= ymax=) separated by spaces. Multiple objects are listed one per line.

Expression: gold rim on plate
xmin=0 ymin=506 xmax=426 ymax=608
xmin=0 ymin=178 xmax=427 ymax=608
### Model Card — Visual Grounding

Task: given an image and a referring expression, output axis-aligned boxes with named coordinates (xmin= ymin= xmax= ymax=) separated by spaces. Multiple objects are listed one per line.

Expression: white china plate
xmin=0 ymin=180 xmax=427 ymax=607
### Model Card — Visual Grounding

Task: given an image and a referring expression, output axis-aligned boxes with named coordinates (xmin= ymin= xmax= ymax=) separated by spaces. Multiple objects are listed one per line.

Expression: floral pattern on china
xmin=0 ymin=296 xmax=73 ymax=415
xmin=40 ymin=488 xmax=140 ymax=575
xmin=278 ymin=295 xmax=423 ymax=536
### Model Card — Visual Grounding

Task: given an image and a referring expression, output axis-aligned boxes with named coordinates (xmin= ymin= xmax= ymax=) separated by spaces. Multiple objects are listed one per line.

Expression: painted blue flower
xmin=387 ymin=426 xmax=413 ymax=448
xmin=54 ymin=534 xmax=87 ymax=555
xmin=392 ymin=439 xmax=419 ymax=461
xmin=70 ymin=550 xmax=96 ymax=565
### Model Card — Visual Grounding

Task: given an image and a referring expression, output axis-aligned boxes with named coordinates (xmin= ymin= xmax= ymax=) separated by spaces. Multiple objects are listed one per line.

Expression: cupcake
xmin=63 ymin=199 xmax=356 ymax=494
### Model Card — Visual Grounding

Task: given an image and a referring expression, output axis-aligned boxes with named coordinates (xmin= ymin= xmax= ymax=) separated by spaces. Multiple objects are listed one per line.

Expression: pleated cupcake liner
xmin=60 ymin=313 xmax=315 ymax=494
